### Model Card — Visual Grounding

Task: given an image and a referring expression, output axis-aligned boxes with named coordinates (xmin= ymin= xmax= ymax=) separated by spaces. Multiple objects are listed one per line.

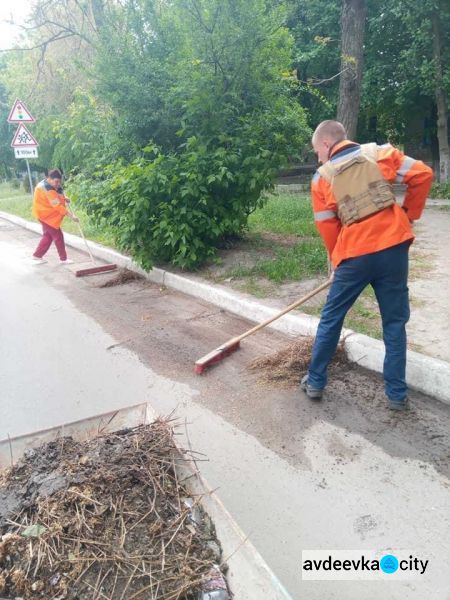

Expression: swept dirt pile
xmin=99 ymin=268 xmax=144 ymax=288
xmin=0 ymin=420 xmax=226 ymax=599
xmin=248 ymin=335 xmax=351 ymax=385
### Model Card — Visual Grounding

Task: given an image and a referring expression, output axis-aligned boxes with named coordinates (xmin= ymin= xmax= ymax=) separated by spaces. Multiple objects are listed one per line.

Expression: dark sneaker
xmin=388 ymin=397 xmax=410 ymax=411
xmin=300 ymin=374 xmax=323 ymax=401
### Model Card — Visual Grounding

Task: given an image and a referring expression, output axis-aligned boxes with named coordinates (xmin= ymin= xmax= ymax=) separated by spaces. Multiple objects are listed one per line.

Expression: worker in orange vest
xmin=301 ymin=120 xmax=433 ymax=410
xmin=32 ymin=168 xmax=78 ymax=264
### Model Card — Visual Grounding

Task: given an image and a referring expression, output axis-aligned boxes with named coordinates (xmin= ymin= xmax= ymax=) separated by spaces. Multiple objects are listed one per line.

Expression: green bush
xmin=10 ymin=178 xmax=21 ymax=189
xmin=68 ymin=0 xmax=311 ymax=270
xmin=430 ymin=181 xmax=450 ymax=199
xmin=52 ymin=90 xmax=122 ymax=173
xmin=71 ymin=108 xmax=308 ymax=270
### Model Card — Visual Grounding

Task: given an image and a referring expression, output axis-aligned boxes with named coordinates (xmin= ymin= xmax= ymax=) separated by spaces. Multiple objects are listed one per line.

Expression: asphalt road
xmin=1 ymin=217 xmax=449 ymax=600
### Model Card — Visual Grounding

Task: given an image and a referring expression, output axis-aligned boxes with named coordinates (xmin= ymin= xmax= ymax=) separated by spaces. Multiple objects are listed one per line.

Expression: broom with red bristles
xmin=194 ymin=277 xmax=332 ymax=374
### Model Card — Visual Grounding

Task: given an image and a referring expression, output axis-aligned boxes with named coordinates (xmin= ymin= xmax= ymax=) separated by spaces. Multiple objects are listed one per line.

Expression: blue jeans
xmin=307 ymin=241 xmax=411 ymax=401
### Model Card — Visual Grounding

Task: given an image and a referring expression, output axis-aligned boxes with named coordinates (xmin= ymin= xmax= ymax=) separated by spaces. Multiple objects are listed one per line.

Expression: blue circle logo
xmin=380 ymin=554 xmax=399 ymax=574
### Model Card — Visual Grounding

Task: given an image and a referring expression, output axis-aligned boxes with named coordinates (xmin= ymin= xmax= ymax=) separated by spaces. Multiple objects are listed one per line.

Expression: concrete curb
xmin=3 ymin=210 xmax=450 ymax=406
xmin=176 ymin=458 xmax=293 ymax=599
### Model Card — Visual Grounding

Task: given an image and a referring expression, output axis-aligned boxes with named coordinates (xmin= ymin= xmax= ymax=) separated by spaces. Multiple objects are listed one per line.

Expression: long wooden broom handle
xmin=76 ymin=221 xmax=95 ymax=264
xmin=224 ymin=278 xmax=332 ymax=347
xmin=68 ymin=203 xmax=96 ymax=264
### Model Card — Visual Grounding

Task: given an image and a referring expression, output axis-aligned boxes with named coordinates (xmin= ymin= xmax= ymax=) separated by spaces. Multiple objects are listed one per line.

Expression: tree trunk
xmin=90 ymin=0 xmax=105 ymax=31
xmin=337 ymin=0 xmax=367 ymax=140
xmin=432 ymin=9 xmax=449 ymax=182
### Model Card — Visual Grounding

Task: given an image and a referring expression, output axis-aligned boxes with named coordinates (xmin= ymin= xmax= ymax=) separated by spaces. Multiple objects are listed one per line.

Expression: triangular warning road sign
xmin=7 ymin=98 xmax=35 ymax=123
xmin=11 ymin=124 xmax=39 ymax=147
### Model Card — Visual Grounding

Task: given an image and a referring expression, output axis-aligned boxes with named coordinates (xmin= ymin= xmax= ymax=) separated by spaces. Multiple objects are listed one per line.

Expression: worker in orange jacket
xmin=301 ymin=120 xmax=433 ymax=410
xmin=32 ymin=168 xmax=78 ymax=264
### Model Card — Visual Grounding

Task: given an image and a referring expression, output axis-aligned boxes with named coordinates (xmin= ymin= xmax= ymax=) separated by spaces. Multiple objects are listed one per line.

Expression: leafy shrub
xmin=51 ymin=90 xmax=123 ymax=174
xmin=66 ymin=0 xmax=311 ymax=270
xmin=71 ymin=106 xmax=308 ymax=270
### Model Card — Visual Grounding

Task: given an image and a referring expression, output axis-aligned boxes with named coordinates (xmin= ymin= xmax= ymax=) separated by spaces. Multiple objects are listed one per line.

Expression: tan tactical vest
xmin=318 ymin=143 xmax=396 ymax=226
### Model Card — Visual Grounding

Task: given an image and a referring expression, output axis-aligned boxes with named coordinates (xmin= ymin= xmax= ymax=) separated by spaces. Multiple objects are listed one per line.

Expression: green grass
xmin=217 ymin=192 xmax=327 ymax=282
xmin=200 ymin=190 xmax=328 ymax=285
xmin=227 ymin=238 xmax=327 ymax=282
xmin=303 ymin=286 xmax=383 ymax=339
xmin=0 ymin=182 xmax=115 ymax=247
xmin=235 ymin=277 xmax=274 ymax=298
xmin=0 ymin=181 xmax=30 ymax=197
xmin=430 ymin=182 xmax=450 ymax=199
xmin=248 ymin=192 xmax=318 ymax=237
xmin=345 ymin=301 xmax=382 ymax=339
xmin=0 ymin=182 xmax=34 ymax=220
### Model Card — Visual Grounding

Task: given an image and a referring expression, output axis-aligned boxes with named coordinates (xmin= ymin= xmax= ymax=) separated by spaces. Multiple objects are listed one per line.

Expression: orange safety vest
xmin=311 ymin=140 xmax=433 ymax=268
xmin=33 ymin=179 xmax=68 ymax=229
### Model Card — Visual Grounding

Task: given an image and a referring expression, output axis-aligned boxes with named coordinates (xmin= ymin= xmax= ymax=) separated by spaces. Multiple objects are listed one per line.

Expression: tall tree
xmin=286 ymin=0 xmax=341 ymax=126
xmin=337 ymin=0 xmax=367 ymax=139
xmin=432 ymin=4 xmax=449 ymax=182
xmin=362 ymin=0 xmax=449 ymax=175
xmin=0 ymin=78 xmax=16 ymax=177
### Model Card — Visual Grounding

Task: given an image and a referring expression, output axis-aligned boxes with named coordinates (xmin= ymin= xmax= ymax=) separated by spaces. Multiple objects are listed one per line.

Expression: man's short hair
xmin=312 ymin=120 xmax=347 ymax=145
xmin=48 ymin=168 xmax=62 ymax=179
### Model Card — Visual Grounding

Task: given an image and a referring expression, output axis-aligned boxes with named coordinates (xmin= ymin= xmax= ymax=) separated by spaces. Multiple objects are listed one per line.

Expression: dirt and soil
xmin=0 ymin=420 xmax=226 ymax=600
xmin=98 ymin=268 xmax=145 ymax=288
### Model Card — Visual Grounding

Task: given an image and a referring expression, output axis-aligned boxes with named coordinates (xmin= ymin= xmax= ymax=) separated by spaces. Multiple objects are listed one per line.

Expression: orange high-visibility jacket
xmin=33 ymin=179 xmax=68 ymax=229
xmin=311 ymin=140 xmax=433 ymax=268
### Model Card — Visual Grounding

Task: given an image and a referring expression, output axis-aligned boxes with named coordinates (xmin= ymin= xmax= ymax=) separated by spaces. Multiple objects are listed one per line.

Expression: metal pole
xmin=25 ymin=159 xmax=33 ymax=196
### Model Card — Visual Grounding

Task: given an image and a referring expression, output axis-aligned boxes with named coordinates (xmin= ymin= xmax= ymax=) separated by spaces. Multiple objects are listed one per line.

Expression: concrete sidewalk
xmin=2 ymin=210 xmax=450 ymax=406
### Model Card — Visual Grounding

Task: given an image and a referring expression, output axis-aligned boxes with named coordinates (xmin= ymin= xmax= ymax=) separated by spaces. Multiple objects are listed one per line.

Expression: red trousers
xmin=33 ymin=220 xmax=67 ymax=261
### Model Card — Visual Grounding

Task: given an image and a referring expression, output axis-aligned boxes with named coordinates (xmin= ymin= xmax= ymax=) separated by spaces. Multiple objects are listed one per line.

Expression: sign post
xmin=25 ymin=159 xmax=33 ymax=198
xmin=8 ymin=101 xmax=38 ymax=196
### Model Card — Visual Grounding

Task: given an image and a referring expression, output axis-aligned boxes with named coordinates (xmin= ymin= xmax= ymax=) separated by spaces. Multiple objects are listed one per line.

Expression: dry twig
xmin=248 ymin=335 xmax=351 ymax=385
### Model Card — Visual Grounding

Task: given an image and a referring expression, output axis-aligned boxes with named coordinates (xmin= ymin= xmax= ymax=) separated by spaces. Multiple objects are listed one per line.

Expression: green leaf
xmin=22 ymin=524 xmax=47 ymax=538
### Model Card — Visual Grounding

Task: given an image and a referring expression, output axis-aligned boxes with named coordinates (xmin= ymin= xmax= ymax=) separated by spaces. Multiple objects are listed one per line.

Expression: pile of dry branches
xmin=248 ymin=335 xmax=351 ymax=385
xmin=0 ymin=420 xmax=225 ymax=599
